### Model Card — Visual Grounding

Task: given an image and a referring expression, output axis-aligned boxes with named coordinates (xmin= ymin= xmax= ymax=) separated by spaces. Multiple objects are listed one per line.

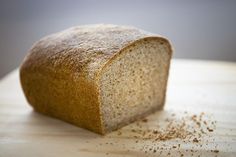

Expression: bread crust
xmin=20 ymin=24 xmax=172 ymax=134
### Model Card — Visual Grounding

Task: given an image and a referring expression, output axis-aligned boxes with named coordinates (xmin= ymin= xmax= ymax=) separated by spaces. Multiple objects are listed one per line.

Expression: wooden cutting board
xmin=0 ymin=59 xmax=235 ymax=157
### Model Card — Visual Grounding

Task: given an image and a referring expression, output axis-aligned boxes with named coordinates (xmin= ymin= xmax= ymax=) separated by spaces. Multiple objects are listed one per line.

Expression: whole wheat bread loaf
xmin=20 ymin=24 xmax=173 ymax=134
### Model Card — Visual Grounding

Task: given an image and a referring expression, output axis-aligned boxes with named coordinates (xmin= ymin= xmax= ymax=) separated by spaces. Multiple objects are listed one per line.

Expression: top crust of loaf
xmin=21 ymin=24 xmax=172 ymax=81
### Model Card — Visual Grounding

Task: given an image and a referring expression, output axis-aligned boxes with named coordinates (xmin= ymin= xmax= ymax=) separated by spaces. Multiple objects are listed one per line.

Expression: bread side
xmin=20 ymin=24 xmax=172 ymax=134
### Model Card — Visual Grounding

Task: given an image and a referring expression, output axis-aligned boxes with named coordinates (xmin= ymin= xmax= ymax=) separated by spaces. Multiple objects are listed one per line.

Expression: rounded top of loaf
xmin=21 ymin=24 xmax=171 ymax=80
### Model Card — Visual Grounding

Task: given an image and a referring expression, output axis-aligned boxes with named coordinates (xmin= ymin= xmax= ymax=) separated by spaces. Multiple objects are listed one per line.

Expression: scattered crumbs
xmin=103 ymin=111 xmax=218 ymax=156
xmin=211 ymin=150 xmax=219 ymax=153
xmin=207 ymin=127 xmax=214 ymax=132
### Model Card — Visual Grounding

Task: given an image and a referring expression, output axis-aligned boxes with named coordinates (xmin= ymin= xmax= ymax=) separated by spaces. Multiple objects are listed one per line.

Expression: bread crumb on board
xmin=96 ymin=111 xmax=220 ymax=156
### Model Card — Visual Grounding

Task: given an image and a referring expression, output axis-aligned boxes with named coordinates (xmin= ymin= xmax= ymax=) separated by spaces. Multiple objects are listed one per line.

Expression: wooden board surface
xmin=0 ymin=59 xmax=236 ymax=157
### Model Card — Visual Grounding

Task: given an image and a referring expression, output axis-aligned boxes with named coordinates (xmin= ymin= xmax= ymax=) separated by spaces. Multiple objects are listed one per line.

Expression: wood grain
xmin=0 ymin=59 xmax=236 ymax=157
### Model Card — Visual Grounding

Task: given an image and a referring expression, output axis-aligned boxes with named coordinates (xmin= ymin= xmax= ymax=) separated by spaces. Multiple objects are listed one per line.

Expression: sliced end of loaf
xmin=98 ymin=38 xmax=172 ymax=133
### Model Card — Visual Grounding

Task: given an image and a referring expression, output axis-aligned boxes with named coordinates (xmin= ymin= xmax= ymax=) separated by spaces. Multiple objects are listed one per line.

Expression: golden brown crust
xmin=21 ymin=24 xmax=156 ymax=79
xmin=20 ymin=24 xmax=172 ymax=134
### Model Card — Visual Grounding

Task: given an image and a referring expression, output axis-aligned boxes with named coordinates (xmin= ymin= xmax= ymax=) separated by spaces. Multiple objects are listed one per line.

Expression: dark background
xmin=1 ymin=0 xmax=236 ymax=78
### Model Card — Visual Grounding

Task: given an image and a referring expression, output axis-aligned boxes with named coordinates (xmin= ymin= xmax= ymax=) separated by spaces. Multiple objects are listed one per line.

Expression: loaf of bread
xmin=20 ymin=24 xmax=172 ymax=134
